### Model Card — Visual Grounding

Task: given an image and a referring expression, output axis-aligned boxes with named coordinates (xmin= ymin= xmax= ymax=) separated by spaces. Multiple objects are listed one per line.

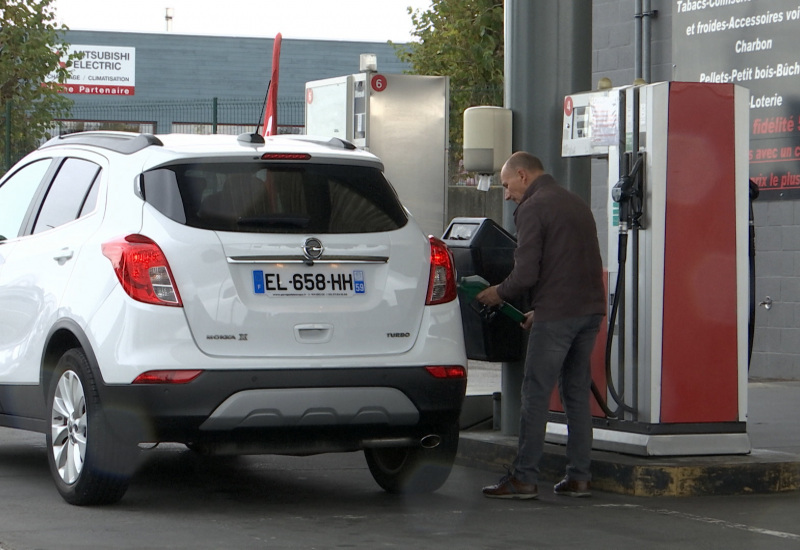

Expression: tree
xmin=392 ymin=0 xmax=504 ymax=175
xmin=1 ymin=0 xmax=78 ymax=173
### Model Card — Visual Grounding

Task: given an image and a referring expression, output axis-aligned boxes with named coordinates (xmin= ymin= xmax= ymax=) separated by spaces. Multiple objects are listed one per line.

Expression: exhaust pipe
xmin=362 ymin=435 xmax=442 ymax=449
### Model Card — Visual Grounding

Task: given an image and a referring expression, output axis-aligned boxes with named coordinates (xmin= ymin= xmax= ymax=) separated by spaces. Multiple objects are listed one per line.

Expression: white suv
xmin=0 ymin=131 xmax=466 ymax=505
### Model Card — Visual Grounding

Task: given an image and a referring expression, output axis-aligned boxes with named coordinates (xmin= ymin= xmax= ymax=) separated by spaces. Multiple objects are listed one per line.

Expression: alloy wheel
xmin=50 ymin=370 xmax=87 ymax=485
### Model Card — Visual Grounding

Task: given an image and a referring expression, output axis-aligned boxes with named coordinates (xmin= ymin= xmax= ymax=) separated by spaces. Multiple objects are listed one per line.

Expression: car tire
xmin=364 ymin=422 xmax=459 ymax=494
xmin=46 ymin=348 xmax=138 ymax=505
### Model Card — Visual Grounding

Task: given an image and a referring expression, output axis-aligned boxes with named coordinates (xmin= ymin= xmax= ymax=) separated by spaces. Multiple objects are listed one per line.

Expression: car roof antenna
xmin=238 ymin=84 xmax=269 ymax=144
xmin=255 ymin=83 xmax=270 ymax=137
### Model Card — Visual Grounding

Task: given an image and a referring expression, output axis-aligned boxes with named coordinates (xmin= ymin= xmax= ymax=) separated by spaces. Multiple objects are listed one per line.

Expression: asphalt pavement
xmin=459 ymin=361 xmax=800 ymax=497
xmin=1 ymin=364 xmax=799 ymax=549
xmin=2 ymin=421 xmax=800 ymax=549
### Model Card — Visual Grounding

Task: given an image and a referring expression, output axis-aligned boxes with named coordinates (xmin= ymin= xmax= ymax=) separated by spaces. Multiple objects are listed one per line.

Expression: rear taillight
xmin=426 ymin=236 xmax=457 ymax=305
xmin=425 ymin=365 xmax=467 ymax=379
xmin=101 ymin=234 xmax=182 ymax=307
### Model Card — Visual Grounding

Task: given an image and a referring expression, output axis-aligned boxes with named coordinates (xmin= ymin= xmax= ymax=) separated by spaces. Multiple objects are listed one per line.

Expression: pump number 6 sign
xmin=371 ymin=74 xmax=387 ymax=92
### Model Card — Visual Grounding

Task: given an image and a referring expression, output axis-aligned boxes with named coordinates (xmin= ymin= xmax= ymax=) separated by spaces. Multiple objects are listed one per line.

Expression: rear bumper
xmin=100 ymin=366 xmax=466 ymax=452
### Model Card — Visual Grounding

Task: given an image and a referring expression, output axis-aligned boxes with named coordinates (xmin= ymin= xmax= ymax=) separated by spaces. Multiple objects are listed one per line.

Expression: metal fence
xmin=59 ymin=97 xmax=307 ymax=136
xmin=2 ymin=98 xmax=307 ymax=175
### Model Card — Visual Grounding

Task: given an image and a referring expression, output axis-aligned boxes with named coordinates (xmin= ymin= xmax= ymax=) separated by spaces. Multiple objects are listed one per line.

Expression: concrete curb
xmin=456 ymin=430 xmax=800 ymax=497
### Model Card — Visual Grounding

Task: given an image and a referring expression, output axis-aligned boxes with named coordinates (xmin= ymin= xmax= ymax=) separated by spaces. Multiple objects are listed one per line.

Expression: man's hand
xmin=476 ymin=285 xmax=503 ymax=307
xmin=521 ymin=311 xmax=534 ymax=330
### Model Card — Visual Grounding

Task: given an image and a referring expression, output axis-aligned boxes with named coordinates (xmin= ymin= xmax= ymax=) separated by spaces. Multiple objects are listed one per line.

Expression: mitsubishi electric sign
xmin=673 ymin=1 xmax=800 ymax=199
xmin=61 ymin=45 xmax=136 ymax=96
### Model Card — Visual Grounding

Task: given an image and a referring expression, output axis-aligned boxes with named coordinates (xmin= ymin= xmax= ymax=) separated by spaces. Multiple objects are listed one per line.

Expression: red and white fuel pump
xmin=561 ymin=81 xmax=751 ymax=456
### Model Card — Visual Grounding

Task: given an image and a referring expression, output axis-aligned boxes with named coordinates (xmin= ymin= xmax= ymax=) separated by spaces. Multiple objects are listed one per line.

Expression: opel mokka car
xmin=0 ymin=131 xmax=467 ymax=505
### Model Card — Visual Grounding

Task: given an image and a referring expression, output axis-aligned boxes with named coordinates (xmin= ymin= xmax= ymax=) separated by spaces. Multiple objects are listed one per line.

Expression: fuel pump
xmin=561 ymin=82 xmax=751 ymax=456
xmin=305 ymin=62 xmax=449 ymax=238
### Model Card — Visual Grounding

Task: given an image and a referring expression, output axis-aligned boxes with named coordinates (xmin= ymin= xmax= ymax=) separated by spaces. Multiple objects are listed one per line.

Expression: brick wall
xmin=751 ymin=201 xmax=800 ymax=378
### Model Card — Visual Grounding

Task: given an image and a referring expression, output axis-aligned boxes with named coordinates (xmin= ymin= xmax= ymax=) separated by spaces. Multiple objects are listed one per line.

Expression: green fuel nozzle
xmin=457 ymin=275 xmax=526 ymax=324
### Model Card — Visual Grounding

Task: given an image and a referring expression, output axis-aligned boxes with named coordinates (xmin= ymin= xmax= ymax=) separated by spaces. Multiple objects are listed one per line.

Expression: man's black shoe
xmin=553 ymin=477 xmax=591 ymax=497
xmin=482 ymin=474 xmax=539 ymax=499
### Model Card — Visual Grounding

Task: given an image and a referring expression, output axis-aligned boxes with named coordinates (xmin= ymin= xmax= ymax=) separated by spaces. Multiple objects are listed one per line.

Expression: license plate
xmin=252 ymin=269 xmax=366 ymax=297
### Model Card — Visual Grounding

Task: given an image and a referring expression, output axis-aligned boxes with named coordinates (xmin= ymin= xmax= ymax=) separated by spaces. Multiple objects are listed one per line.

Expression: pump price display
xmin=252 ymin=269 xmax=365 ymax=297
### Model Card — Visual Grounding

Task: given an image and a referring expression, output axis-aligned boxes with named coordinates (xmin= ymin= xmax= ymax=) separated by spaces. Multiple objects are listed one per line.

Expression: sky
xmin=52 ymin=0 xmax=433 ymax=43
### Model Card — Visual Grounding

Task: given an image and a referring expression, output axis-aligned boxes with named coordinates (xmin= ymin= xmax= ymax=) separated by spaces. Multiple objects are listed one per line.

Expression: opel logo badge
xmin=302 ymin=237 xmax=324 ymax=261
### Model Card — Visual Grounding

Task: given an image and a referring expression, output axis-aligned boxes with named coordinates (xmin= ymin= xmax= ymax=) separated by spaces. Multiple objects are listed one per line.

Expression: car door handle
xmin=53 ymin=248 xmax=75 ymax=265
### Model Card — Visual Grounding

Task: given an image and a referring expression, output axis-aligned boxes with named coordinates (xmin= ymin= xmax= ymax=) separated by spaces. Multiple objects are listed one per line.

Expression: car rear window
xmin=142 ymin=162 xmax=408 ymax=234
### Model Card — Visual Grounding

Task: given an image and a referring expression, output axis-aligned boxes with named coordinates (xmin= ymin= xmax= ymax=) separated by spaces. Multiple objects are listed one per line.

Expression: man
xmin=478 ymin=151 xmax=605 ymax=499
